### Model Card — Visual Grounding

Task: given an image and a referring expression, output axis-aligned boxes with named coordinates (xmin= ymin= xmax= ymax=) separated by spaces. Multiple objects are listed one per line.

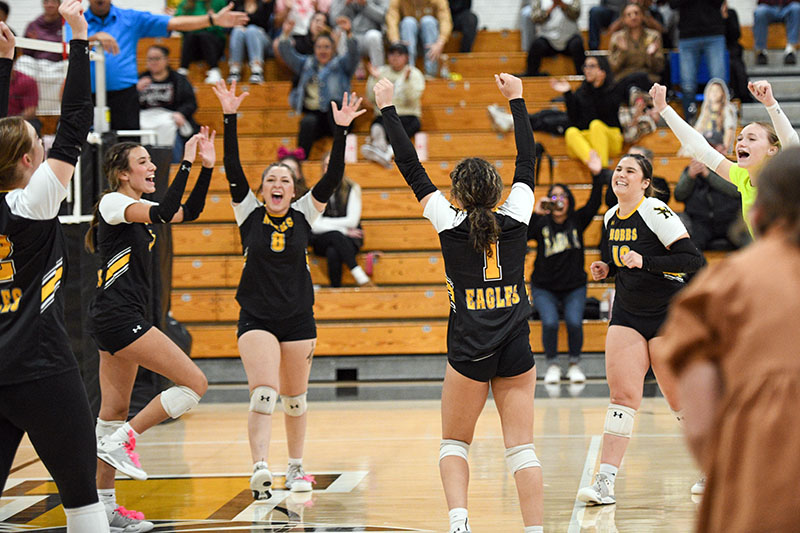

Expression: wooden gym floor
xmin=2 ymin=381 xmax=700 ymax=532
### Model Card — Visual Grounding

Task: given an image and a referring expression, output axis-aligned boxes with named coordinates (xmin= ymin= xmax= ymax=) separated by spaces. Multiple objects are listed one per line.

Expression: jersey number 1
xmin=483 ymin=242 xmax=502 ymax=281
xmin=0 ymin=235 xmax=14 ymax=283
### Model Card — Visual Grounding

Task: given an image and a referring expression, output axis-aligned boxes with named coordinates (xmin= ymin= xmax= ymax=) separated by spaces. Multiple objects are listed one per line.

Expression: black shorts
xmin=609 ymin=300 xmax=667 ymax=341
xmin=448 ymin=326 xmax=535 ymax=383
xmin=89 ymin=318 xmax=153 ymax=354
xmin=237 ymin=308 xmax=317 ymax=342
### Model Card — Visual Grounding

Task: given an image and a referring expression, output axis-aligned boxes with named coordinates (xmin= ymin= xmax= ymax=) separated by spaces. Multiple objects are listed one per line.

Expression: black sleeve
xmin=600 ymin=225 xmax=618 ymax=277
xmin=0 ymin=57 xmax=11 ymax=118
xmin=181 ymin=165 xmax=213 ymax=222
xmin=223 ymin=114 xmax=251 ymax=203
xmin=48 ymin=40 xmax=94 ymax=167
xmin=381 ymin=104 xmax=437 ymax=202
xmin=642 ymin=237 xmax=706 ymax=274
xmin=563 ymin=90 xmax=579 ymax=127
xmin=175 ymin=73 xmax=198 ymax=121
xmin=527 ymin=214 xmax=542 ymax=240
xmin=575 ymin=173 xmax=604 ymax=230
xmin=509 ymin=98 xmax=536 ymax=190
xmin=311 ymin=125 xmax=347 ymax=203
xmin=149 ymin=160 xmax=191 ymax=223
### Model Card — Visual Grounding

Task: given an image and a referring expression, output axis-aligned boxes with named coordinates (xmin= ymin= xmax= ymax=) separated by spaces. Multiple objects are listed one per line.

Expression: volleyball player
xmin=0 ymin=2 xmax=110 ymax=531
xmin=84 ymin=129 xmax=215 ymax=532
xmin=575 ymin=153 xmax=704 ymax=506
xmin=212 ymin=80 xmax=365 ymax=499
xmin=652 ymin=80 xmax=798 ymax=236
xmin=374 ymin=74 xmax=542 ymax=533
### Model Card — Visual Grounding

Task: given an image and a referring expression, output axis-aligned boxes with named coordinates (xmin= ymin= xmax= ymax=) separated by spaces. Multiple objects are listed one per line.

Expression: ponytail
xmin=467 ymin=208 xmax=501 ymax=256
xmin=450 ymin=157 xmax=503 ymax=255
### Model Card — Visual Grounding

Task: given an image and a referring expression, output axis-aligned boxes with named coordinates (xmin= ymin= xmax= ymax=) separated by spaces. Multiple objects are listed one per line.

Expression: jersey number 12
xmin=483 ymin=242 xmax=502 ymax=281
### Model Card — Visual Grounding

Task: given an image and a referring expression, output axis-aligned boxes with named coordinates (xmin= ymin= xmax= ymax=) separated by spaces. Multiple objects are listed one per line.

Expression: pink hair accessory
xmin=277 ymin=146 xmax=307 ymax=161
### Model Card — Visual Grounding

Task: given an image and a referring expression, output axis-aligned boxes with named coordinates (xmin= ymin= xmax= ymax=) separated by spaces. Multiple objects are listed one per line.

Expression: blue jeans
xmin=677 ymin=35 xmax=727 ymax=116
xmin=400 ymin=15 xmax=439 ymax=76
xmin=229 ymin=24 xmax=271 ymax=65
xmin=531 ymin=285 xmax=586 ymax=364
xmin=754 ymin=3 xmax=800 ymax=50
xmin=519 ymin=5 xmax=536 ymax=51
xmin=588 ymin=5 xmax=618 ymax=50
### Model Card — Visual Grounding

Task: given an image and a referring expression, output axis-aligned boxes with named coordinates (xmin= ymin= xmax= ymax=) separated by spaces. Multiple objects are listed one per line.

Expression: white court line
xmin=232 ymin=491 xmax=289 ymax=521
xmin=325 ymin=471 xmax=368 ymax=493
xmin=567 ymin=434 xmax=602 ymax=533
xmin=0 ymin=496 xmax=48 ymax=522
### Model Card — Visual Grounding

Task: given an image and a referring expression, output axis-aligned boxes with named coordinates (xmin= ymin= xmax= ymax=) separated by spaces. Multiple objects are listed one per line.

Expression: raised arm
xmin=212 ymin=80 xmax=251 ymax=204
xmin=374 ymin=78 xmax=437 ymax=208
xmin=0 ymin=22 xmax=13 ymax=118
xmin=167 ymin=2 xmax=250 ymax=31
xmin=651 ymin=83 xmax=733 ymax=180
xmin=497 ymin=73 xmax=536 ymax=190
xmin=749 ymin=80 xmax=800 ymax=149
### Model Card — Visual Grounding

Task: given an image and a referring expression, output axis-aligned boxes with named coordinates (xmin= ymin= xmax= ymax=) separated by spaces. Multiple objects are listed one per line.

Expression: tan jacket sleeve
xmin=433 ymin=0 xmax=453 ymax=42
xmin=386 ymin=0 xmax=402 ymax=42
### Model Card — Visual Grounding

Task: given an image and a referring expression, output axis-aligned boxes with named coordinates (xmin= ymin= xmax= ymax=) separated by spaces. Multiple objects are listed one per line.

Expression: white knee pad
xmin=604 ymin=403 xmax=637 ymax=438
xmin=249 ymin=386 xmax=278 ymax=415
xmin=95 ymin=419 xmax=124 ymax=441
xmin=281 ymin=392 xmax=307 ymax=417
xmin=504 ymin=443 xmax=541 ymax=475
xmin=160 ymin=385 xmax=201 ymax=419
xmin=439 ymin=439 xmax=469 ymax=463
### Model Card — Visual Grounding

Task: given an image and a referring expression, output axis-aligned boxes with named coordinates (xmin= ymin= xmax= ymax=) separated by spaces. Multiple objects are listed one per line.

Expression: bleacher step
xmin=741 ymin=102 xmax=800 ymax=127
xmin=744 ymin=50 xmax=800 ymax=75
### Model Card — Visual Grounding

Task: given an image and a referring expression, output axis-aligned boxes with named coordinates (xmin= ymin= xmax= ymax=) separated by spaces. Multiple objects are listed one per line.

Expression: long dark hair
xmin=85 ymin=142 xmax=141 ymax=252
xmin=753 ymin=146 xmax=800 ymax=244
xmin=547 ymin=183 xmax=576 ymax=218
xmin=617 ymin=153 xmax=658 ymax=197
xmin=450 ymin=158 xmax=503 ymax=256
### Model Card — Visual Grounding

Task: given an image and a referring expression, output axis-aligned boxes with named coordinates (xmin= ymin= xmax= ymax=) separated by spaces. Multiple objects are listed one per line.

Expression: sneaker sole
xmin=97 ymin=450 xmax=147 ymax=481
xmin=288 ymin=480 xmax=313 ymax=492
xmin=250 ymin=469 xmax=273 ymax=500
xmin=576 ymin=488 xmax=615 ymax=506
xmin=109 ymin=519 xmax=155 ymax=533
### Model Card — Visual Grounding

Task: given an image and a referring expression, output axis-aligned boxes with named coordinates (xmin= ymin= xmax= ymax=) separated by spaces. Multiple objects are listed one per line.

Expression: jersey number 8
xmin=0 ymin=235 xmax=15 ymax=283
xmin=271 ymin=232 xmax=286 ymax=252
xmin=483 ymin=242 xmax=502 ymax=281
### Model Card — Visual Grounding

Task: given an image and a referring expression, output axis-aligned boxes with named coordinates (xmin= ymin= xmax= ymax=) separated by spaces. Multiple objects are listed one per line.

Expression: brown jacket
xmin=608 ymin=27 xmax=664 ymax=82
xmin=386 ymin=0 xmax=453 ymax=44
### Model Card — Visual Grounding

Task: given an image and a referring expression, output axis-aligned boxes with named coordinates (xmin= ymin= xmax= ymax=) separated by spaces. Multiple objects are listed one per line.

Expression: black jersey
xmin=87 ymin=192 xmax=158 ymax=333
xmin=603 ymin=196 xmax=689 ymax=316
xmin=426 ymin=184 xmax=535 ymax=362
xmin=234 ymin=190 xmax=321 ymax=322
xmin=0 ymin=162 xmax=75 ymax=386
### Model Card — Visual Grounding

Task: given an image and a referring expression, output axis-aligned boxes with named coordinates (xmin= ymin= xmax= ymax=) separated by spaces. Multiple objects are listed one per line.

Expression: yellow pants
xmin=564 ymin=120 xmax=624 ymax=167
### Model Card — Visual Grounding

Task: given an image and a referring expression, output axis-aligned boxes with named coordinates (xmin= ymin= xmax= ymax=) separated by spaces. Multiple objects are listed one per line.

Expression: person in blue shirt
xmin=66 ymin=0 xmax=248 ymax=132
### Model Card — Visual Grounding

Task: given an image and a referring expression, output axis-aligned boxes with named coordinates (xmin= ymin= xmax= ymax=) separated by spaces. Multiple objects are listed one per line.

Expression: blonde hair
xmin=0 ymin=117 xmax=34 ymax=190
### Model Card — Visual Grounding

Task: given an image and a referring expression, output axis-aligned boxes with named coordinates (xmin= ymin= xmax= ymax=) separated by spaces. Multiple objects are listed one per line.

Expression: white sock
xmin=97 ymin=488 xmax=116 ymax=513
xmin=598 ymin=463 xmax=618 ymax=480
xmin=524 ymin=527 xmax=544 ymax=533
xmin=64 ymin=501 xmax=109 ymax=533
xmin=786 ymin=44 xmax=796 ymax=54
xmin=254 ymin=460 xmax=268 ymax=471
xmin=449 ymin=507 xmax=468 ymax=532
xmin=351 ymin=265 xmax=370 ymax=285
xmin=288 ymin=457 xmax=303 ymax=467
xmin=111 ymin=422 xmax=139 ymax=443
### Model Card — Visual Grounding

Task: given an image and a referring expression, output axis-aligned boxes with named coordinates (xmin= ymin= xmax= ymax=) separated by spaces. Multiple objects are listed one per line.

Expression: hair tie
xmin=277 ymin=146 xmax=306 ymax=161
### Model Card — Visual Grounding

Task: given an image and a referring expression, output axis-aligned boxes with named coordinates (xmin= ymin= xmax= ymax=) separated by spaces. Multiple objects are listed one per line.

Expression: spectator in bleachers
xmin=522 ymin=0 xmax=584 ymax=77
xmin=603 ymin=0 xmax=664 ymax=43
xmin=448 ymin=0 xmax=478 ymax=53
xmin=24 ymin=0 xmax=63 ymax=62
xmin=176 ymin=0 xmax=229 ymax=84
xmin=674 ymin=133 xmax=743 ymax=250
xmin=753 ymin=0 xmax=800 ymax=65
xmin=554 ymin=56 xmax=623 ymax=167
xmin=310 ymin=154 xmax=372 ymax=286
xmin=670 ymin=0 xmax=726 ymax=121
xmin=138 ymin=45 xmax=199 ymax=162
xmin=519 ymin=0 xmax=535 ymax=51
xmin=609 ymin=3 xmax=664 ymax=96
xmin=8 ymin=62 xmax=40 ymax=133
xmin=362 ymin=43 xmax=425 ymax=166
xmin=274 ymin=0 xmax=332 ymax=51
xmin=527 ymin=171 xmax=604 ymax=385
xmin=722 ymin=1 xmax=753 ymax=103
xmin=278 ymin=146 xmax=311 ymax=196
xmin=386 ymin=0 xmax=453 ymax=78
xmin=64 ymin=0 xmax=247 ymax=132
xmin=588 ymin=0 xmax=626 ymax=50
xmin=278 ymin=17 xmax=360 ymax=157
xmin=227 ymin=0 xmax=275 ymax=84
xmin=330 ymin=0 xmax=388 ymax=68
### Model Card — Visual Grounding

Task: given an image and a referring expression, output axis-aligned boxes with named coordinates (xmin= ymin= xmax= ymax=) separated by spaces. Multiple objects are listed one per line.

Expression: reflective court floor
xmin=2 ymin=381 xmax=700 ymax=532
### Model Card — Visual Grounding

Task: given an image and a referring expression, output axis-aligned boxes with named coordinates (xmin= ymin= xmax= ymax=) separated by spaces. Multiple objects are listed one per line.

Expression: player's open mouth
xmin=614 ymin=180 xmax=628 ymax=188
xmin=146 ymin=175 xmax=155 ymax=184
xmin=271 ymin=192 xmax=284 ymax=204
xmin=737 ymin=148 xmax=750 ymax=160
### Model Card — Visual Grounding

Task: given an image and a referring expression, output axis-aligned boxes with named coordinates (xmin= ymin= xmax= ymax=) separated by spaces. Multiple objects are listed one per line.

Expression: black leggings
xmin=298 ymin=109 xmax=336 ymax=159
xmin=0 ymin=369 xmax=99 ymax=509
xmin=310 ymin=230 xmax=361 ymax=287
xmin=526 ymin=34 xmax=585 ymax=76
xmin=180 ymin=31 xmax=225 ymax=69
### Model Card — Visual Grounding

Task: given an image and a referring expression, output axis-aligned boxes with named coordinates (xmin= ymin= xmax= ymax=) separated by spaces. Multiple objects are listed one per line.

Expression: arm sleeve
xmin=149 ymin=161 xmax=191 ymax=223
xmin=385 ymin=0 xmax=401 ymax=42
xmin=660 ymin=106 xmax=726 ymax=170
xmin=99 ymin=192 xmax=139 ymax=225
xmin=136 ymin=10 xmax=171 ymax=38
xmin=338 ymin=185 xmax=362 ymax=228
xmin=641 ymin=236 xmax=706 ymax=274
xmin=765 ymin=102 xmax=800 ymax=148
xmin=509 ymin=98 xmax=536 ymax=191
xmin=311 ymin=126 xmax=347 ymax=203
xmin=575 ymin=173 xmax=604 ymax=229
xmin=48 ymin=40 xmax=93 ymax=167
xmin=223 ymin=114 xmax=251 ymax=203
xmin=0 ymin=57 xmax=11 ymax=118
xmin=312 ymin=215 xmax=349 ymax=234
xmin=381 ymin=105 xmax=437 ymax=201
xmin=181 ymin=166 xmax=213 ymax=222
xmin=233 ymin=189 xmax=260 ymax=225
xmin=435 ymin=0 xmax=453 ymax=41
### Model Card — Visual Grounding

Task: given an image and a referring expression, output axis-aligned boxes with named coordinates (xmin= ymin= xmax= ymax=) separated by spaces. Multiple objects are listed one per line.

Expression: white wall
xmin=8 ymin=0 xmax=755 ymax=40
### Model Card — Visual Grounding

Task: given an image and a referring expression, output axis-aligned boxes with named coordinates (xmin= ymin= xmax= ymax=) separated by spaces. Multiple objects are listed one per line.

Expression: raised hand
xmin=60 ymin=0 xmax=88 ymax=41
xmin=495 ymin=72 xmax=523 ymax=100
xmin=590 ymin=261 xmax=609 ymax=281
xmin=281 ymin=18 xmax=296 ymax=37
xmin=649 ymin=82 xmax=668 ymax=113
xmin=549 ymin=77 xmax=570 ymax=93
xmin=373 ymin=78 xmax=394 ymax=109
xmin=331 ymin=92 xmax=367 ymax=126
xmin=0 ymin=22 xmax=14 ymax=60
xmin=183 ymin=132 xmax=201 ymax=163
xmin=426 ymin=41 xmax=444 ymax=62
xmin=212 ymin=79 xmax=250 ymax=114
xmin=587 ymin=150 xmax=602 ymax=176
xmin=197 ymin=126 xmax=217 ymax=168
xmin=336 ymin=16 xmax=352 ymax=36
xmin=91 ymin=32 xmax=120 ymax=55
xmin=213 ymin=2 xmax=250 ymax=28
xmin=748 ymin=80 xmax=776 ymax=107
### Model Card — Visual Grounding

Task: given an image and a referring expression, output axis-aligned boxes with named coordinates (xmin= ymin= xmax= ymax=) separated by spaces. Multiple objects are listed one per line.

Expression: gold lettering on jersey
xmin=483 ymin=242 xmax=502 ymax=281
xmin=148 ymin=228 xmax=157 ymax=251
xmin=270 ymin=232 xmax=286 ymax=252
xmin=542 ymin=227 xmax=581 ymax=258
xmin=464 ymin=285 xmax=521 ymax=310
xmin=0 ymin=234 xmax=15 ymax=283
xmin=609 ymin=228 xmax=639 ymax=242
xmin=0 ymin=288 xmax=22 ymax=313
xmin=446 ymin=277 xmax=456 ymax=311
xmin=611 ymin=245 xmax=632 ymax=268
xmin=263 ymin=214 xmax=294 ymax=232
